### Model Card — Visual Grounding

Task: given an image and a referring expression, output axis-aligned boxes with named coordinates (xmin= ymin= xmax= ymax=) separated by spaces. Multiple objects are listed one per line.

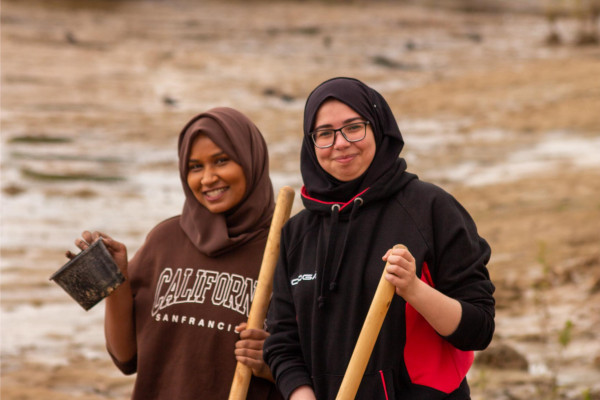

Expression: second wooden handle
xmin=228 ymin=186 xmax=295 ymax=400
xmin=335 ymin=244 xmax=407 ymax=400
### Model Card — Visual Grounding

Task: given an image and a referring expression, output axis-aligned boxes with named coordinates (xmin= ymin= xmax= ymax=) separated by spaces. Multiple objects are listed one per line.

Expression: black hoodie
xmin=264 ymin=78 xmax=495 ymax=400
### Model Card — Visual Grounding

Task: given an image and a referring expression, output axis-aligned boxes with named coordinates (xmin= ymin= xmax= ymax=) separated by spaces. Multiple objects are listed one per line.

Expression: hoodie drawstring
xmin=317 ymin=197 xmax=363 ymax=308
xmin=318 ymin=204 xmax=340 ymax=309
xmin=329 ymin=197 xmax=363 ymax=291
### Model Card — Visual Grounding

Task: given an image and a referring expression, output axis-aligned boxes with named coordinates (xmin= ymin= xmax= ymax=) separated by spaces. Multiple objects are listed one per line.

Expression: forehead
xmin=189 ymin=134 xmax=223 ymax=156
xmin=314 ymin=99 xmax=361 ymax=126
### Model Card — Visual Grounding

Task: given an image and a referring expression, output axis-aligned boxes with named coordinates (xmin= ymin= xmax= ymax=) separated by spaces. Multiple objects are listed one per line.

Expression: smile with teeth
xmin=203 ymin=187 xmax=229 ymax=200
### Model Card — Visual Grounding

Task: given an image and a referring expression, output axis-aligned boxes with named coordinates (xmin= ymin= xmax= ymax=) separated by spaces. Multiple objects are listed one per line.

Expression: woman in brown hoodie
xmin=70 ymin=107 xmax=282 ymax=399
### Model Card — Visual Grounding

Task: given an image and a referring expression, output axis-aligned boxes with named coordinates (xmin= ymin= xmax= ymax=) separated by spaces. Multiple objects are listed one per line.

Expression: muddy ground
xmin=1 ymin=0 xmax=600 ymax=399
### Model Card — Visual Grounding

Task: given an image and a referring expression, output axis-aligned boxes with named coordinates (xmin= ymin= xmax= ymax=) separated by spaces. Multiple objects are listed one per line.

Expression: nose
xmin=332 ymin=131 xmax=350 ymax=149
xmin=200 ymin=166 xmax=218 ymax=185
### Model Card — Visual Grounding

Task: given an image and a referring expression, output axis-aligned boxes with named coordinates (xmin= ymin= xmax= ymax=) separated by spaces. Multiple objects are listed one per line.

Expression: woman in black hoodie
xmin=264 ymin=77 xmax=495 ymax=400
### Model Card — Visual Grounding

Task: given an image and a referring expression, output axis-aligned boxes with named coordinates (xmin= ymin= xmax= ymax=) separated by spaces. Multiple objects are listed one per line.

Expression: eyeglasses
xmin=310 ymin=121 xmax=370 ymax=149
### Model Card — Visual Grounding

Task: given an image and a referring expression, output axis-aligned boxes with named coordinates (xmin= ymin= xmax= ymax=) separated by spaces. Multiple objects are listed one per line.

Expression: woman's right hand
xmin=69 ymin=231 xmax=129 ymax=279
xmin=69 ymin=231 xmax=136 ymax=362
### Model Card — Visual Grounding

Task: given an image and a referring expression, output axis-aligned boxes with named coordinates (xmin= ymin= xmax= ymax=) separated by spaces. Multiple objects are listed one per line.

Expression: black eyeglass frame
xmin=310 ymin=121 xmax=370 ymax=149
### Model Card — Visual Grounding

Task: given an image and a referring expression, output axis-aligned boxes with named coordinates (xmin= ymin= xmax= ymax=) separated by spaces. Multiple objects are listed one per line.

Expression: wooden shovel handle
xmin=228 ymin=186 xmax=295 ymax=400
xmin=335 ymin=244 xmax=407 ymax=400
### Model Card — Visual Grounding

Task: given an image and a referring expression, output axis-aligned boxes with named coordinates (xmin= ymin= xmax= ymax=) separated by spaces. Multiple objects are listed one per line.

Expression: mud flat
xmin=2 ymin=1 xmax=600 ymax=399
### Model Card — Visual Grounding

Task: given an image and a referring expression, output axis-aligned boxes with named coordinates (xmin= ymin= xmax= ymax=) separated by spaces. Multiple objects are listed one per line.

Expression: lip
xmin=202 ymin=186 xmax=229 ymax=202
xmin=333 ymin=153 xmax=357 ymax=164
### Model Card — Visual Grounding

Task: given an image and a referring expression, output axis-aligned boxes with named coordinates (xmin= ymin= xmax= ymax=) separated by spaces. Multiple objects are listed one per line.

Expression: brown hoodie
xmin=111 ymin=108 xmax=281 ymax=399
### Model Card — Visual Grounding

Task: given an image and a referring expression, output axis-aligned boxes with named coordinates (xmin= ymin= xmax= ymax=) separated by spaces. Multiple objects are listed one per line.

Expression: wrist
xmin=402 ymin=278 xmax=427 ymax=305
xmin=290 ymin=385 xmax=316 ymax=400
xmin=106 ymin=280 xmax=133 ymax=304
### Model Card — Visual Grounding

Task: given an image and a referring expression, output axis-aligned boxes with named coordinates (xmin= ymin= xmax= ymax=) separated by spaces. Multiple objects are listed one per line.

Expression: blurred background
xmin=2 ymin=0 xmax=600 ymax=398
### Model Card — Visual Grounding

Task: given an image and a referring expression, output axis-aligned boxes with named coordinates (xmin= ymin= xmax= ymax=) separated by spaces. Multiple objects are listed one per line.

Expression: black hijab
xmin=301 ymin=77 xmax=405 ymax=202
xmin=178 ymin=107 xmax=274 ymax=256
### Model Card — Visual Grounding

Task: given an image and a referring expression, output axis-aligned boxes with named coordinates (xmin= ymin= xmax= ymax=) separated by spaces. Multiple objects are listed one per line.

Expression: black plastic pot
xmin=50 ymin=239 xmax=125 ymax=311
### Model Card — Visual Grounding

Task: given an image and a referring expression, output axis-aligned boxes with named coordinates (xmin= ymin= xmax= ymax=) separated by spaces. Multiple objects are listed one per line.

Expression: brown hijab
xmin=178 ymin=107 xmax=274 ymax=256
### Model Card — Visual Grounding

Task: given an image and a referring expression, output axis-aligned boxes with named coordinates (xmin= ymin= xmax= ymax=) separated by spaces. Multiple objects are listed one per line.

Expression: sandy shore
xmin=2 ymin=1 xmax=600 ymax=399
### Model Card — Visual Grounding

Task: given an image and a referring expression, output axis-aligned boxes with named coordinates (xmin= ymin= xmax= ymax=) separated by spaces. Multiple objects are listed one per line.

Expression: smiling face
xmin=313 ymin=99 xmax=376 ymax=182
xmin=186 ymin=134 xmax=247 ymax=214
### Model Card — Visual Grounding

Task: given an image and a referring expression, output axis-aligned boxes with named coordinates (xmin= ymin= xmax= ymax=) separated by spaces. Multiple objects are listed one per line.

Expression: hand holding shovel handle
xmin=228 ymin=186 xmax=295 ymax=400
xmin=335 ymin=244 xmax=407 ymax=400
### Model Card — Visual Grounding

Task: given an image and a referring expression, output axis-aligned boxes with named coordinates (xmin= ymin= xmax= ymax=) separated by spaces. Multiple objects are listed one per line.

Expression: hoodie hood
xmin=301 ymin=77 xmax=406 ymax=204
xmin=178 ymin=107 xmax=274 ymax=256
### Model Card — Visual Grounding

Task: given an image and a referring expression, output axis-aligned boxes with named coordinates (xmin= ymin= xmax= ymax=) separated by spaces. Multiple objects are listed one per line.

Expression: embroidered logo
xmin=290 ymin=272 xmax=317 ymax=286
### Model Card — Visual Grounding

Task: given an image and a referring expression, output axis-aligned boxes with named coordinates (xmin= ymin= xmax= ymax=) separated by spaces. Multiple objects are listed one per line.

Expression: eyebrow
xmin=313 ymin=117 xmax=364 ymax=131
xmin=187 ymin=151 xmax=227 ymax=163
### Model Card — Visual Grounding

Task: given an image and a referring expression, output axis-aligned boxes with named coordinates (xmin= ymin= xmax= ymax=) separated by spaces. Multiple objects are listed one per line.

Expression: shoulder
xmin=391 ymin=178 xmax=456 ymax=212
xmin=280 ymin=209 xmax=319 ymax=251
xmin=282 ymin=209 xmax=315 ymax=235
xmin=143 ymin=215 xmax=185 ymax=243
xmin=403 ymin=178 xmax=450 ymax=199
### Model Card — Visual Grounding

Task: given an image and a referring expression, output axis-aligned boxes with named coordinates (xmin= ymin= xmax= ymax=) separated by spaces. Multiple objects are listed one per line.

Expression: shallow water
xmin=2 ymin=1 xmax=600 ymax=398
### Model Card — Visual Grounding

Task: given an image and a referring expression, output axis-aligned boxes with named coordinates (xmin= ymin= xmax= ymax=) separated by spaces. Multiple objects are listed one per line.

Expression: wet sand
xmin=2 ymin=1 xmax=600 ymax=399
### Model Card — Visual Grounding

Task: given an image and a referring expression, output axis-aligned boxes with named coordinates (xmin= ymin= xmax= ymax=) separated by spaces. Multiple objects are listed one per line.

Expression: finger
xmin=235 ymin=347 xmax=263 ymax=360
xmin=235 ymin=322 xmax=248 ymax=334
xmin=236 ymin=355 xmax=263 ymax=371
xmin=98 ymin=235 xmax=127 ymax=257
xmin=239 ymin=328 xmax=268 ymax=340
xmin=386 ymin=254 xmax=409 ymax=269
xmin=237 ymin=340 xmax=263 ymax=351
xmin=65 ymin=250 xmax=76 ymax=259
xmin=389 ymin=248 xmax=406 ymax=260
xmin=393 ymin=247 xmax=414 ymax=263
xmin=75 ymin=237 xmax=90 ymax=251
xmin=384 ymin=273 xmax=408 ymax=297
xmin=91 ymin=231 xmax=104 ymax=242
xmin=385 ymin=268 xmax=408 ymax=283
xmin=101 ymin=236 xmax=120 ymax=252
xmin=381 ymin=249 xmax=392 ymax=261
xmin=94 ymin=231 xmax=113 ymax=240
xmin=237 ymin=339 xmax=266 ymax=352
xmin=387 ymin=262 xmax=414 ymax=281
xmin=81 ymin=230 xmax=94 ymax=244
xmin=235 ymin=338 xmax=264 ymax=350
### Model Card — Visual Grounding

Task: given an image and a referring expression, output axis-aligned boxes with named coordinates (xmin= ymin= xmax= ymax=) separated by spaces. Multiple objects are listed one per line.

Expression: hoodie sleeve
xmin=264 ymin=230 xmax=314 ymax=399
xmin=430 ymin=189 xmax=495 ymax=351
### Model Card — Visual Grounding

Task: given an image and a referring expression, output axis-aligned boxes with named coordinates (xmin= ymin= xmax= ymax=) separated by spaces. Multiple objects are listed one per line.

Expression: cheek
xmin=186 ymin=173 xmax=194 ymax=189
xmin=363 ymin=143 xmax=376 ymax=165
xmin=361 ymin=133 xmax=377 ymax=164
xmin=315 ymin=149 xmax=330 ymax=168
xmin=186 ymin=172 xmax=198 ymax=190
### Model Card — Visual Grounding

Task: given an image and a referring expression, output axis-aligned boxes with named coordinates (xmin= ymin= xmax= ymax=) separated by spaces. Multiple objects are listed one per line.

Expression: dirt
xmin=2 ymin=1 xmax=600 ymax=399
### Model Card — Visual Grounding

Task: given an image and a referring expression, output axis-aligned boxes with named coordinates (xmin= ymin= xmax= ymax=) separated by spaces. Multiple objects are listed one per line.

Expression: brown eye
xmin=215 ymin=157 xmax=229 ymax=166
xmin=319 ymin=130 xmax=334 ymax=139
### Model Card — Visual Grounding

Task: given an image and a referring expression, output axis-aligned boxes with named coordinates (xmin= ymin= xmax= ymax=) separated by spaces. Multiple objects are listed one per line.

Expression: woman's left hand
xmin=382 ymin=246 xmax=419 ymax=298
xmin=234 ymin=322 xmax=274 ymax=382
xmin=382 ymin=246 xmax=463 ymax=337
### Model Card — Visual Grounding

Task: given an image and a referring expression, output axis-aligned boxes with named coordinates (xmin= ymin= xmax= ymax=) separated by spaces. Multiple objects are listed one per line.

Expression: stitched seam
xmin=379 ymin=370 xmax=389 ymax=400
